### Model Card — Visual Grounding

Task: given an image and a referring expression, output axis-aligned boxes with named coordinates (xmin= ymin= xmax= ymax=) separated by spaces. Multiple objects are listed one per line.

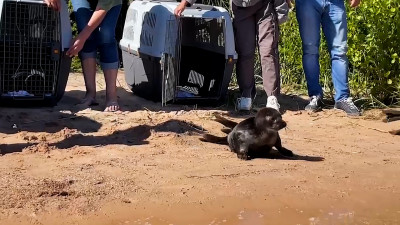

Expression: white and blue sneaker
xmin=236 ymin=97 xmax=252 ymax=111
xmin=334 ymin=97 xmax=361 ymax=116
xmin=305 ymin=95 xmax=323 ymax=112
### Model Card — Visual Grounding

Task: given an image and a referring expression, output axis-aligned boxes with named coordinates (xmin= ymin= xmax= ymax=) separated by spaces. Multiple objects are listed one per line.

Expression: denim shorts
xmin=71 ymin=0 xmax=121 ymax=70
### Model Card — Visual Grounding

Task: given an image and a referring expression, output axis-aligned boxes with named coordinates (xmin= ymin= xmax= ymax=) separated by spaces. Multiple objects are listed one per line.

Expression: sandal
xmin=104 ymin=101 xmax=120 ymax=112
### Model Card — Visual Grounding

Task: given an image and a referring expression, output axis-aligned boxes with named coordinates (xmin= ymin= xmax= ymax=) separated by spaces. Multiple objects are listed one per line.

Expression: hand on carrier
xmin=66 ymin=37 xmax=85 ymax=57
xmin=174 ymin=1 xmax=187 ymax=16
xmin=349 ymin=0 xmax=361 ymax=7
xmin=44 ymin=0 xmax=61 ymax=11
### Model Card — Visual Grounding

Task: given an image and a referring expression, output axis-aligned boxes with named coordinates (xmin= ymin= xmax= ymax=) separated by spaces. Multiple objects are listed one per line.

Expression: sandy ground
xmin=0 ymin=71 xmax=399 ymax=225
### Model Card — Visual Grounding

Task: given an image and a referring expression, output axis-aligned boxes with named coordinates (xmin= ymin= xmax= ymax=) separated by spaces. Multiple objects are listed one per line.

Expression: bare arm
xmin=66 ymin=7 xmax=107 ymax=57
xmin=44 ymin=0 xmax=61 ymax=11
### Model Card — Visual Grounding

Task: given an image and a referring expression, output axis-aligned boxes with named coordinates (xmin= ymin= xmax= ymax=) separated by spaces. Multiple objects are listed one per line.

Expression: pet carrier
xmin=0 ymin=0 xmax=72 ymax=105
xmin=120 ymin=0 xmax=237 ymax=106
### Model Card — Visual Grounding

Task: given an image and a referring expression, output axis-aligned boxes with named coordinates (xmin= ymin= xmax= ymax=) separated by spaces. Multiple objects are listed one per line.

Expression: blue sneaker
xmin=334 ymin=97 xmax=361 ymax=116
xmin=237 ymin=97 xmax=252 ymax=111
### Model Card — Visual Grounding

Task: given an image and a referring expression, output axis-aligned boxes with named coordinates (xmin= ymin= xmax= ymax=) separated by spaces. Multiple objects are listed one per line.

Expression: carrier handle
xmin=187 ymin=4 xmax=217 ymax=11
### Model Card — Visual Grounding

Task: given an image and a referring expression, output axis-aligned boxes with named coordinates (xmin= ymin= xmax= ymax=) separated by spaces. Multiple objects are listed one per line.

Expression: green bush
xmin=346 ymin=0 xmax=400 ymax=106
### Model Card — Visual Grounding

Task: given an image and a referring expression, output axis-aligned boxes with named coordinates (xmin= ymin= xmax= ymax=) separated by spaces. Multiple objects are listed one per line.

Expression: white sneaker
xmin=236 ymin=97 xmax=252 ymax=111
xmin=266 ymin=96 xmax=280 ymax=112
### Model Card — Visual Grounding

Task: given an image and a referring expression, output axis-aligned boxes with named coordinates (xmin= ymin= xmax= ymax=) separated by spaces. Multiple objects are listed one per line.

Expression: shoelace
xmin=269 ymin=97 xmax=280 ymax=108
xmin=344 ymin=97 xmax=357 ymax=110
xmin=309 ymin=96 xmax=319 ymax=106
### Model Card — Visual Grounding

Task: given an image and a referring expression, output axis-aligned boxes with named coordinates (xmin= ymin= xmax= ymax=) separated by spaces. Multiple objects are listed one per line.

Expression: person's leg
xmin=232 ymin=3 xmax=257 ymax=99
xmin=256 ymin=1 xmax=279 ymax=97
xmin=71 ymin=0 xmax=98 ymax=106
xmin=255 ymin=1 xmax=280 ymax=111
xmin=97 ymin=5 xmax=122 ymax=112
xmin=322 ymin=0 xmax=360 ymax=116
xmin=321 ymin=0 xmax=349 ymax=102
xmin=81 ymin=58 xmax=98 ymax=105
xmin=295 ymin=0 xmax=324 ymax=98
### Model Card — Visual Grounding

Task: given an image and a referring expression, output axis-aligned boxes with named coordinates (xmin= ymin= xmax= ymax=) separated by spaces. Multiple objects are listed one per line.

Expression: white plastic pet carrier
xmin=120 ymin=0 xmax=237 ymax=106
xmin=0 ymin=0 xmax=72 ymax=105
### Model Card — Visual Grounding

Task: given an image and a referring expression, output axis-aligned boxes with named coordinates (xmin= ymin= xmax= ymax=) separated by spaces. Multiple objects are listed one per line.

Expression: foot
xmin=77 ymin=95 xmax=98 ymax=107
xmin=266 ymin=96 xmax=280 ymax=112
xmin=236 ymin=97 xmax=252 ymax=111
xmin=104 ymin=100 xmax=120 ymax=112
xmin=334 ymin=97 xmax=361 ymax=116
xmin=278 ymin=147 xmax=294 ymax=157
xmin=305 ymin=95 xmax=323 ymax=112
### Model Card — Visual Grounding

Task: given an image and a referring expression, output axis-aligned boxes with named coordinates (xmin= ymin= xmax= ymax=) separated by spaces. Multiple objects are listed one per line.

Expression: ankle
xmin=106 ymin=95 xmax=118 ymax=102
xmin=85 ymin=92 xmax=96 ymax=99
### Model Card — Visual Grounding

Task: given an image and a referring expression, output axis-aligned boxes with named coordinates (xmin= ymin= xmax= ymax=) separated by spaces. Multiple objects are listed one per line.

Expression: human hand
xmin=286 ymin=0 xmax=294 ymax=8
xmin=66 ymin=36 xmax=86 ymax=57
xmin=44 ymin=0 xmax=61 ymax=11
xmin=174 ymin=1 xmax=187 ymax=17
xmin=349 ymin=0 xmax=361 ymax=8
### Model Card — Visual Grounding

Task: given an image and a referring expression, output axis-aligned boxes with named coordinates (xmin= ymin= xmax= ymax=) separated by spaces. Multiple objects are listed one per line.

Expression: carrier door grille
xmin=0 ymin=1 xmax=61 ymax=99
xmin=162 ymin=18 xmax=181 ymax=106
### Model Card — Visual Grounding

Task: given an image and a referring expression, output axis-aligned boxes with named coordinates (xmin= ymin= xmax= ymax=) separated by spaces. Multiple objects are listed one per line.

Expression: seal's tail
xmin=200 ymin=134 xmax=228 ymax=145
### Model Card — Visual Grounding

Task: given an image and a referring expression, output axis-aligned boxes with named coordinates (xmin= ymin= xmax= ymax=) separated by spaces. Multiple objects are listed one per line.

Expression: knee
xmin=302 ymin=43 xmax=319 ymax=55
xmin=237 ymin=52 xmax=254 ymax=61
xmin=235 ymin=42 xmax=256 ymax=58
xmin=98 ymin=27 xmax=116 ymax=44
xmin=259 ymin=45 xmax=277 ymax=56
xmin=330 ymin=44 xmax=347 ymax=58
xmin=98 ymin=42 xmax=119 ymax=63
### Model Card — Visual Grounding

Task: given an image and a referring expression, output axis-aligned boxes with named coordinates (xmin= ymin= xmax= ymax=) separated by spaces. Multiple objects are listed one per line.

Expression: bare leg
xmin=103 ymin=68 xmax=120 ymax=112
xmin=80 ymin=58 xmax=98 ymax=106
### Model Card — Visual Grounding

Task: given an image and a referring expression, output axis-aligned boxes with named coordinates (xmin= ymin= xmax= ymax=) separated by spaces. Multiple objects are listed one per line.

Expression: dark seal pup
xmin=200 ymin=108 xmax=293 ymax=160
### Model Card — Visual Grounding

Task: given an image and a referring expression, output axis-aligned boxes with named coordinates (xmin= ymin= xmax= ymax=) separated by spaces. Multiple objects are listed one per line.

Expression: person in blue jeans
xmin=45 ymin=0 xmax=122 ymax=112
xmin=295 ymin=0 xmax=361 ymax=116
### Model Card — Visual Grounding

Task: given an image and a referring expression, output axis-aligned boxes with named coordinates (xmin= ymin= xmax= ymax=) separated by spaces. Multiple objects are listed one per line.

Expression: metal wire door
xmin=162 ymin=16 xmax=181 ymax=106
xmin=0 ymin=1 xmax=61 ymax=99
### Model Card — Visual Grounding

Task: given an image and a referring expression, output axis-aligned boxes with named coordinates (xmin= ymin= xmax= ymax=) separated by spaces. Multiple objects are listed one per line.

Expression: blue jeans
xmin=295 ymin=0 xmax=349 ymax=101
xmin=71 ymin=0 xmax=121 ymax=70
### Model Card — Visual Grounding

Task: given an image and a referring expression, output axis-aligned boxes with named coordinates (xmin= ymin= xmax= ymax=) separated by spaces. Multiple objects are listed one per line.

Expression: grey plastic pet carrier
xmin=0 ymin=0 xmax=72 ymax=105
xmin=120 ymin=0 xmax=237 ymax=106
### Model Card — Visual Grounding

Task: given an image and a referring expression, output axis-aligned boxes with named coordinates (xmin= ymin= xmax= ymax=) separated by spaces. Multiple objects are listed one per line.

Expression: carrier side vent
xmin=139 ymin=12 xmax=156 ymax=47
xmin=144 ymin=12 xmax=157 ymax=29
xmin=123 ymin=8 xmax=137 ymax=41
